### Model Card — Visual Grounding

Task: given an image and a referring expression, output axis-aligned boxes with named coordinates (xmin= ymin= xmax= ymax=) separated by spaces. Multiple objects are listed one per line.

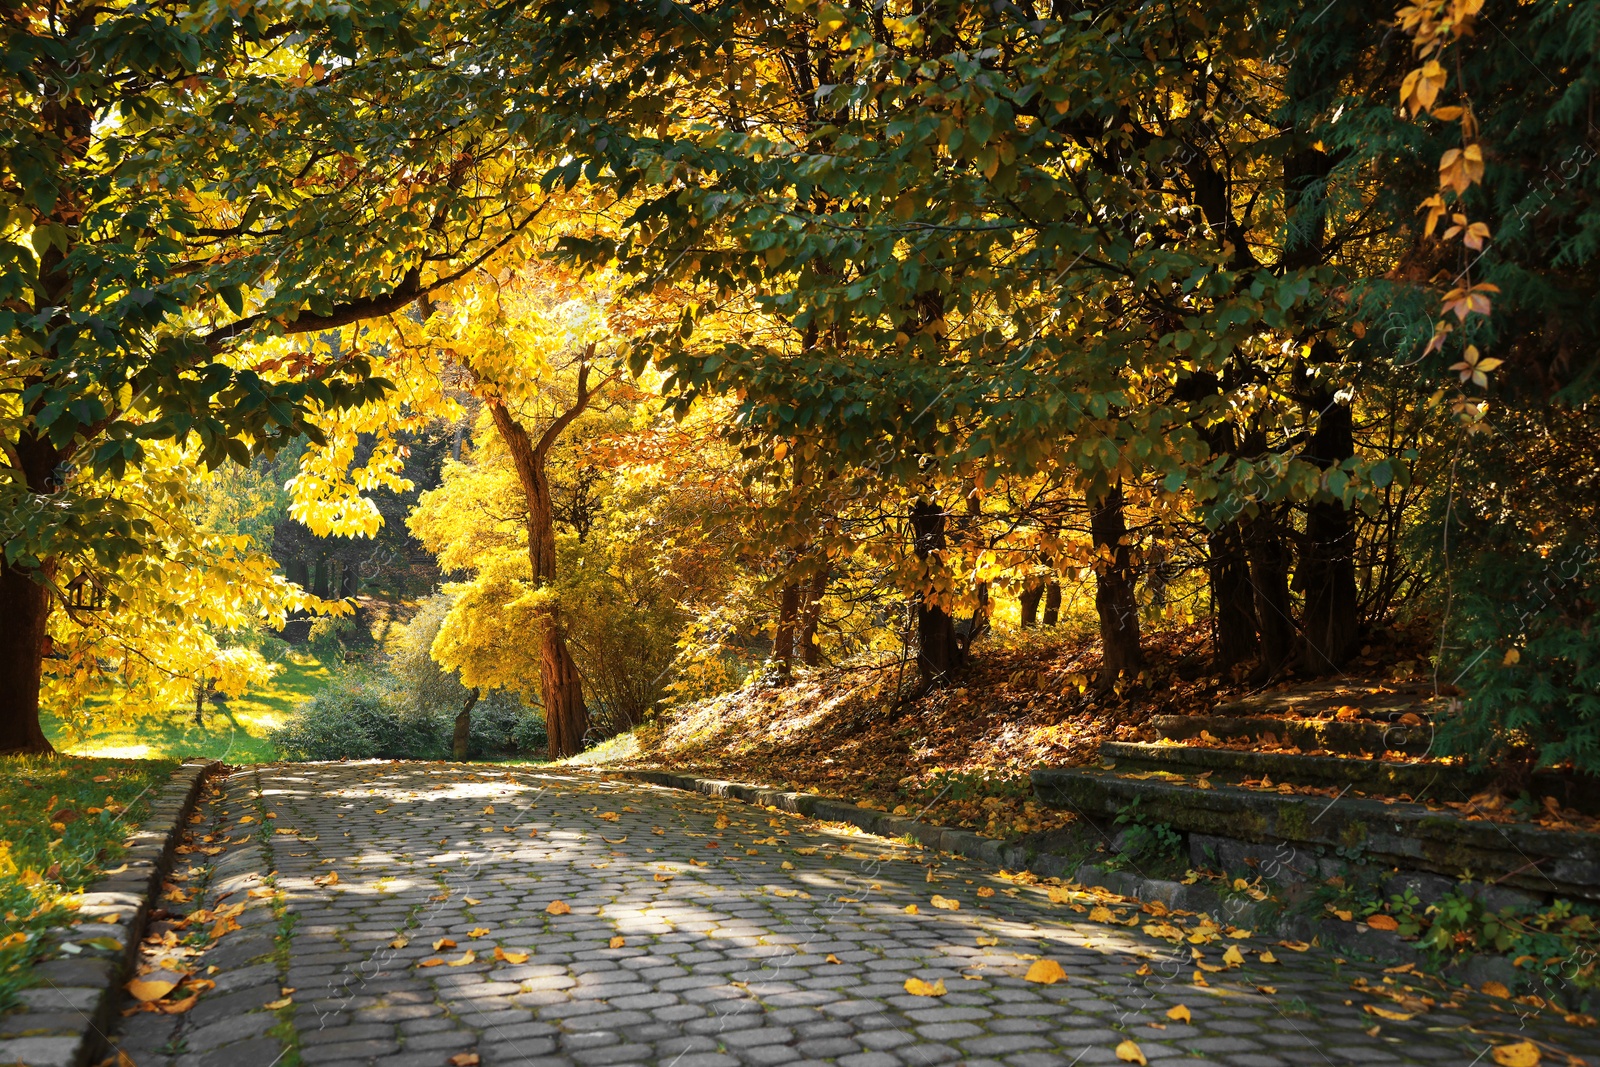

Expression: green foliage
xmin=269 ymin=675 xmax=444 ymax=762
xmin=1110 ymin=797 xmax=1184 ymax=867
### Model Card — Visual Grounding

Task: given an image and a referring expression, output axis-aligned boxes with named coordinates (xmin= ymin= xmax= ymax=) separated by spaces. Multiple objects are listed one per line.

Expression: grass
xmin=0 ymin=755 xmax=178 ymax=1010
xmin=44 ymin=651 xmax=332 ymax=763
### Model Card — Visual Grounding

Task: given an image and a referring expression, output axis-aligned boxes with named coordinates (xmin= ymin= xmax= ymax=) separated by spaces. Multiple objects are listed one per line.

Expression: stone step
xmin=1030 ymin=764 xmax=1600 ymax=902
xmin=1149 ymin=712 xmax=1431 ymax=755
xmin=1101 ymin=741 xmax=1465 ymax=799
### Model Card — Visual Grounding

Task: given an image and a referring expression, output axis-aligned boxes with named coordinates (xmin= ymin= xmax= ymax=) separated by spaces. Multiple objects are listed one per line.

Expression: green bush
xmin=269 ymin=674 xmax=444 ymax=761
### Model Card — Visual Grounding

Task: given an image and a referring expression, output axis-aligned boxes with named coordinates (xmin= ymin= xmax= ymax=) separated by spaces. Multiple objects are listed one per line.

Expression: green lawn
xmin=0 ymin=755 xmax=178 ymax=1010
xmin=44 ymin=652 xmax=332 ymax=763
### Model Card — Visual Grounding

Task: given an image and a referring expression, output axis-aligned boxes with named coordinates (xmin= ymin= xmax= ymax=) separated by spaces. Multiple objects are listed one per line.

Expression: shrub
xmin=269 ymin=674 xmax=444 ymax=761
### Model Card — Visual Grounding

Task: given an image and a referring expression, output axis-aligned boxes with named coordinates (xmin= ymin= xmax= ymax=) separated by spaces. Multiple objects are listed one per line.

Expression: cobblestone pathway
xmin=110 ymin=765 xmax=1592 ymax=1067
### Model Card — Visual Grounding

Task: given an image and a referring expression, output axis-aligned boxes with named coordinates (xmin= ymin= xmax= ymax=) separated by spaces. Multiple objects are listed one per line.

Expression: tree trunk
xmin=1246 ymin=510 xmax=1297 ymax=677
xmin=910 ymin=498 xmax=962 ymax=686
xmin=1019 ymin=579 xmax=1044 ymax=628
xmin=1208 ymin=523 xmax=1259 ymax=672
xmin=1042 ymin=581 xmax=1062 ymax=626
xmin=0 ymin=561 xmax=55 ymax=755
xmin=798 ymin=566 xmax=828 ymax=667
xmin=773 ymin=580 xmax=800 ymax=683
xmin=453 ymin=687 xmax=480 ymax=761
xmin=483 ymin=358 xmax=603 ymax=760
xmin=1090 ymin=482 xmax=1143 ymax=691
xmin=1298 ymin=362 xmax=1359 ymax=674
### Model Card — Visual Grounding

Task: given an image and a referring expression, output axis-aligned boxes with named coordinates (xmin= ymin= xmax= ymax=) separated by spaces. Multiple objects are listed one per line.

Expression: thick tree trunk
xmin=1298 ymin=365 xmax=1359 ymax=674
xmin=1042 ymin=581 xmax=1062 ymax=626
xmin=1089 ymin=483 xmax=1143 ymax=692
xmin=798 ymin=566 xmax=828 ymax=667
xmin=453 ymin=687 xmax=480 ymax=760
xmin=910 ymin=498 xmax=962 ymax=686
xmin=1208 ymin=523 xmax=1259 ymax=672
xmin=1019 ymin=579 xmax=1044 ymax=628
xmin=773 ymin=581 xmax=800 ymax=683
xmin=0 ymin=561 xmax=55 ymax=755
xmin=483 ymin=359 xmax=603 ymax=760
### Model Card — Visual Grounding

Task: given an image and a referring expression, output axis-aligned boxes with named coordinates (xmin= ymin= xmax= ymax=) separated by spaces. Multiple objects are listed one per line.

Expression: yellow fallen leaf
xmin=447 ymin=950 xmax=476 ymax=966
xmin=1142 ymin=923 xmax=1183 ymax=942
xmin=1089 ymin=906 xmax=1116 ymax=923
xmin=547 ymin=901 xmax=571 ymax=915
xmin=389 ymin=936 xmax=409 ymax=950
xmin=1490 ymin=1042 xmax=1541 ymax=1066
xmin=448 ymin=1054 xmax=480 ymax=1067
xmin=468 ymin=927 xmax=490 ymax=938
xmin=609 ymin=936 xmax=626 ymax=949
xmin=904 ymin=978 xmax=946 ymax=996
xmin=976 ymin=886 xmax=994 ymax=898
xmin=127 ymin=978 xmax=179 ymax=1002
xmin=1364 ymin=1004 xmax=1414 ymax=1021
xmin=1365 ymin=914 xmax=1399 ymax=931
xmin=1025 ymin=959 xmax=1067 ymax=985
xmin=1191 ymin=970 xmax=1209 ymax=986
xmin=602 ymin=835 xmax=627 ymax=844
xmin=714 ymin=816 xmax=729 ymax=829
xmin=1256 ymin=985 xmax=1277 ymax=995
xmin=772 ymin=887 xmax=799 ymax=898
xmin=1167 ymin=1004 xmax=1190 ymax=1023
xmin=1277 ymin=940 xmax=1310 ymax=952
xmin=1116 ymin=1038 xmax=1147 ymax=1065
xmin=263 ymin=997 xmax=292 ymax=1010
xmin=1258 ymin=950 xmax=1278 ymax=964
xmin=1222 ymin=945 xmax=1245 ymax=968
xmin=654 ymin=873 xmax=674 ymax=882
xmin=463 ymin=897 xmax=481 ymax=905
xmin=904 ymin=904 xmax=919 ymax=914
xmin=976 ymin=936 xmax=999 ymax=947
xmin=598 ymin=812 xmax=620 ymax=822
xmin=482 ymin=806 xmax=494 ymax=815
xmin=780 ymin=861 xmax=794 ymax=870
xmin=1482 ymin=981 xmax=1512 ymax=999
xmin=930 ymin=895 xmax=960 ymax=911
xmin=433 ymin=938 xmax=456 ymax=950
xmin=826 ymin=953 xmax=842 ymax=963
xmin=793 ymin=847 xmax=818 ymax=856
xmin=418 ymin=957 xmax=444 ymax=967
xmin=493 ymin=947 xmax=529 ymax=964
xmin=157 ymin=994 xmax=198 ymax=1014
xmin=312 ymin=871 xmax=339 ymax=886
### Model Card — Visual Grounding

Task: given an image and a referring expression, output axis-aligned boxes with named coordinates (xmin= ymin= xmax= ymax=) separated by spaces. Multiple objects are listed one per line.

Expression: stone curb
xmin=605 ymin=767 xmax=1597 ymax=1013
xmin=0 ymin=759 xmax=221 ymax=1067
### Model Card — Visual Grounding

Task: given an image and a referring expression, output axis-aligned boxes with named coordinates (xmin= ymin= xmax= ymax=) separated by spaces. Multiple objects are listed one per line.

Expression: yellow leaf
xmin=389 ymin=936 xmax=409 ymax=950
xmin=468 ymin=927 xmax=490 ymax=938
xmin=433 ymin=938 xmax=456 ymax=950
xmin=904 ymin=904 xmax=919 ymax=915
xmin=976 ymin=886 xmax=994 ymax=898
xmin=1490 ymin=1042 xmax=1541 ymax=1066
xmin=930 ymin=895 xmax=960 ymax=911
xmin=976 ymin=936 xmax=999 ymax=947
xmin=826 ymin=953 xmax=842 ymax=964
xmin=1366 ymin=914 xmax=1399 ymax=932
xmin=904 ymin=978 xmax=946 ymax=997
xmin=1167 ymin=1004 xmax=1190 ymax=1023
xmin=448 ymin=1054 xmax=481 ymax=1067
xmin=1482 ymin=981 xmax=1512 ymax=999
xmin=780 ymin=861 xmax=794 ymax=870
xmin=263 ymin=997 xmax=292 ymax=1010
xmin=714 ymin=815 xmax=730 ymax=829
xmin=464 ymin=897 xmax=481 ymax=905
xmin=1025 ymin=959 xmax=1067 ymax=985
xmin=482 ymin=806 xmax=494 ymax=815
xmin=1259 ymin=950 xmax=1278 ymax=964
xmin=1222 ymin=945 xmax=1244 ymax=968
xmin=609 ymin=936 xmax=626 ymax=949
xmin=1278 ymin=940 xmax=1310 ymax=952
xmin=419 ymin=958 xmax=444 ymax=968
xmin=1089 ymin=906 xmax=1115 ymax=923
xmin=547 ymin=901 xmax=571 ymax=915
xmin=127 ymin=978 xmax=179 ymax=1003
xmin=447 ymin=950 xmax=476 ymax=966
xmin=1115 ymin=1038 xmax=1148 ymax=1065
xmin=493 ymin=947 xmax=530 ymax=964
xmin=1364 ymin=1004 xmax=1414 ymax=1021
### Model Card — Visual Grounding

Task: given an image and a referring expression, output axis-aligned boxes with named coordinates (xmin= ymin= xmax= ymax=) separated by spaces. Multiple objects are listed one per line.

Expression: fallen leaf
xmin=157 ymin=994 xmax=198 ymax=1014
xmin=1089 ymin=906 xmax=1116 ymax=923
xmin=126 ymin=977 xmax=179 ymax=1002
xmin=433 ymin=938 xmax=457 ymax=951
xmin=976 ymin=936 xmax=999 ymax=947
xmin=904 ymin=904 xmax=919 ymax=915
xmin=1167 ymin=1005 xmax=1190 ymax=1023
xmin=1222 ymin=945 xmax=1245 ymax=968
xmin=976 ymin=886 xmax=994 ymax=898
xmin=609 ymin=936 xmax=626 ymax=949
xmin=1115 ymin=1038 xmax=1148 ymax=1065
xmin=1025 ymin=959 xmax=1067 ymax=985
xmin=1278 ymin=940 xmax=1310 ymax=952
xmin=447 ymin=950 xmax=476 ymax=967
xmin=1366 ymin=914 xmax=1399 ymax=932
xmin=1258 ymin=950 xmax=1278 ymax=964
xmin=930 ymin=895 xmax=960 ymax=911
xmin=468 ymin=927 xmax=490 ymax=938
xmin=263 ymin=997 xmax=292 ymax=1010
xmin=1491 ymin=1042 xmax=1541 ymax=1066
xmin=904 ymin=978 xmax=946 ymax=996
xmin=546 ymin=901 xmax=571 ymax=915
xmin=493 ymin=947 xmax=529 ymax=964
xmin=463 ymin=897 xmax=481 ymax=906
xmin=598 ymin=812 xmax=620 ymax=822
xmin=826 ymin=953 xmax=842 ymax=964
xmin=1364 ymin=1004 xmax=1414 ymax=1021
xmin=1256 ymin=985 xmax=1277 ymax=995
xmin=1482 ymin=981 xmax=1512 ymax=998
xmin=312 ymin=871 xmax=339 ymax=887
xmin=448 ymin=1055 xmax=481 ymax=1067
